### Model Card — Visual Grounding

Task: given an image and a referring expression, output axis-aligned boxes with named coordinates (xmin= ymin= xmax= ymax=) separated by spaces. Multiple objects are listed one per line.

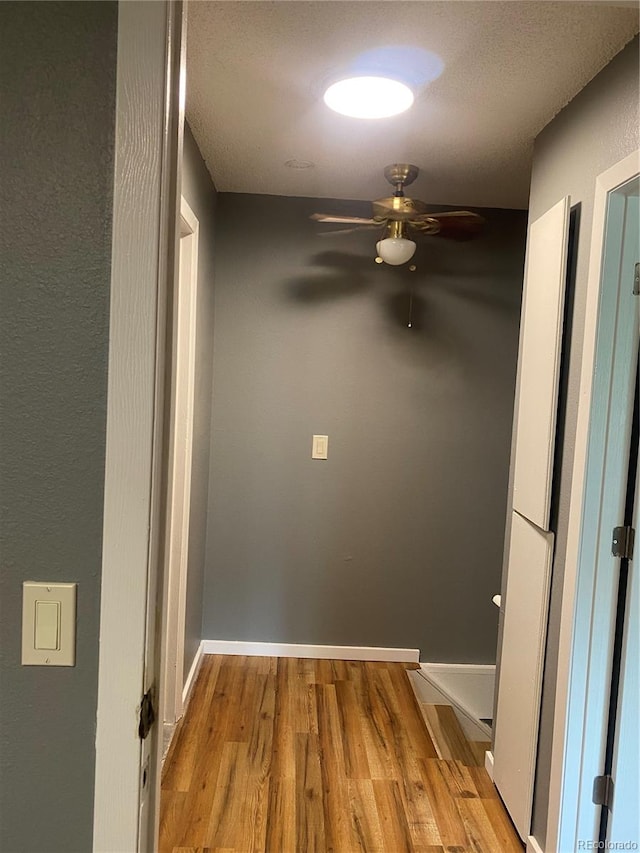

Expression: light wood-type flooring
xmin=160 ymin=655 xmax=523 ymax=852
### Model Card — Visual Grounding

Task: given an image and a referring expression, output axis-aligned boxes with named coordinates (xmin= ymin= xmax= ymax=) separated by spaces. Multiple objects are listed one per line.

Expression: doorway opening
xmin=550 ymin=167 xmax=639 ymax=851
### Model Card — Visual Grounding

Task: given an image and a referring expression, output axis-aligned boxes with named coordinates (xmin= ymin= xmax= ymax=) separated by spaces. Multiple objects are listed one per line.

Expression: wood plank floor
xmin=160 ymin=655 xmax=523 ymax=852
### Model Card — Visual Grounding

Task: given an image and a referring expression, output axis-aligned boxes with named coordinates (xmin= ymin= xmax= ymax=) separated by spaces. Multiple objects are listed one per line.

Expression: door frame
xmin=162 ymin=196 xmax=199 ymax=725
xmin=608 ymin=449 xmax=639 ymax=845
xmin=93 ymin=2 xmax=184 ymax=851
xmin=546 ymin=149 xmax=640 ymax=852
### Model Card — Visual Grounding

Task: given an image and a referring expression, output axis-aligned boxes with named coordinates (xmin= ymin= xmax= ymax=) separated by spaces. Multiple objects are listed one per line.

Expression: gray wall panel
xmin=0 ymin=3 xmax=118 ymax=850
xmin=203 ymin=193 xmax=526 ymax=663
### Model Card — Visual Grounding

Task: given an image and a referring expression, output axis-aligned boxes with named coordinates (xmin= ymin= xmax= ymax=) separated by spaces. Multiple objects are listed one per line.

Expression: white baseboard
xmin=421 ymin=663 xmax=496 ymax=674
xmin=526 ymin=835 xmax=545 ymax=853
xmin=182 ymin=640 xmax=204 ymax=706
xmin=419 ymin=663 xmax=495 ymax=721
xmin=161 ymin=644 xmax=204 ymax=771
xmin=410 ymin=670 xmax=490 ymax=742
xmin=201 ymin=639 xmax=420 ymax=663
xmin=484 ymin=749 xmax=494 ymax=780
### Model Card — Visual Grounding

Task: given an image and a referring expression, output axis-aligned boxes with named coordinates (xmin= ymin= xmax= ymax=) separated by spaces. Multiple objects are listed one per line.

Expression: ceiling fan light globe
xmin=323 ymin=76 xmax=414 ymax=119
xmin=376 ymin=237 xmax=417 ymax=266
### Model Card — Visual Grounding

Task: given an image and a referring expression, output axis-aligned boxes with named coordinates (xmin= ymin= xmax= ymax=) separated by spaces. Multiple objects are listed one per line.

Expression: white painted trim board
xmin=512 ymin=195 xmax=570 ymax=530
xmin=182 ymin=640 xmax=204 ymax=707
xmin=419 ymin=663 xmax=495 ymax=720
xmin=494 ymin=512 xmax=554 ymax=842
xmin=93 ymin=4 xmax=172 ymax=851
xmin=202 ymin=640 xmax=419 ymax=663
xmin=526 ymin=835 xmax=545 ymax=853
xmin=411 ymin=667 xmax=493 ymax=742
xmin=161 ymin=642 xmax=204 ymax=771
xmin=420 ymin=663 xmax=496 ymax=674
xmin=162 ymin=194 xmax=199 ymax=726
xmin=547 ymin=149 xmax=640 ymax=853
xmin=484 ymin=750 xmax=494 ymax=780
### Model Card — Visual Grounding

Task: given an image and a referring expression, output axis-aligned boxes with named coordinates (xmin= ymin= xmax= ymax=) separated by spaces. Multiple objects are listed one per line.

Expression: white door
xmin=493 ymin=513 xmax=554 ymax=838
xmin=494 ymin=196 xmax=570 ymax=841
xmin=162 ymin=197 xmax=199 ymax=725
xmin=512 ymin=196 xmax=570 ymax=531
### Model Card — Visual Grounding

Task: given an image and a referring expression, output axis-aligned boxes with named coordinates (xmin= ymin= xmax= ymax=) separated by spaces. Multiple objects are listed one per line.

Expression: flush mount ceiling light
xmin=323 ymin=76 xmax=414 ymax=119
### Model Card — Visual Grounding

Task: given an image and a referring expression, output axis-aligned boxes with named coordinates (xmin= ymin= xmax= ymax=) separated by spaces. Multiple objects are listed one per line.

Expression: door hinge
xmin=633 ymin=262 xmax=639 ymax=295
xmin=138 ymin=687 xmax=156 ymax=740
xmin=592 ymin=774 xmax=614 ymax=810
xmin=612 ymin=526 xmax=635 ymax=559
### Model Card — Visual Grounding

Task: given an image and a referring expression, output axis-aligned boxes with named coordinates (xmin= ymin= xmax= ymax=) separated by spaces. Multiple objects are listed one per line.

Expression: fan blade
xmin=311 ymin=213 xmax=378 ymax=225
xmin=318 ymin=224 xmax=384 ymax=236
xmin=411 ymin=211 xmax=485 ymax=240
xmin=416 ymin=210 xmax=482 ymax=219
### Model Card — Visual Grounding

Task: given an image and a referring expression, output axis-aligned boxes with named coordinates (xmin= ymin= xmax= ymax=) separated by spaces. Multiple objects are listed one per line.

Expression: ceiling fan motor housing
xmin=372 ymin=196 xmax=429 ymax=220
xmin=383 ymin=163 xmax=419 ymax=189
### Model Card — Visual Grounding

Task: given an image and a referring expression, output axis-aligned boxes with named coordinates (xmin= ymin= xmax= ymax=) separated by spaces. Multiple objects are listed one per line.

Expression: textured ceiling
xmin=186 ymin=2 xmax=638 ymax=209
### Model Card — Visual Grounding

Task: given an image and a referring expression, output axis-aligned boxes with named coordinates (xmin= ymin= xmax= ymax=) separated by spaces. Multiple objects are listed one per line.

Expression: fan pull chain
xmin=408 ymin=291 xmax=413 ymax=328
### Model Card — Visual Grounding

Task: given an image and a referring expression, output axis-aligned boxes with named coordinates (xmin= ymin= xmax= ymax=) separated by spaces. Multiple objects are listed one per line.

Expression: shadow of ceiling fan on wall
xmin=311 ymin=164 xmax=485 ymax=266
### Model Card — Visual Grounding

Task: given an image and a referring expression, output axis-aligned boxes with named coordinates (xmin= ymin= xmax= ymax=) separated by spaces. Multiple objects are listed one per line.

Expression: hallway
xmin=160 ymin=655 xmax=523 ymax=852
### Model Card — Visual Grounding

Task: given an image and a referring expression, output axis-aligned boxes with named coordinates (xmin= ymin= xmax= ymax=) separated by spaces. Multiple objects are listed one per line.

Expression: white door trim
xmin=607 ymin=463 xmax=640 ymax=845
xmin=162 ymin=196 xmax=199 ymax=725
xmin=93 ymin=2 xmax=182 ymax=851
xmin=546 ymin=149 xmax=640 ymax=853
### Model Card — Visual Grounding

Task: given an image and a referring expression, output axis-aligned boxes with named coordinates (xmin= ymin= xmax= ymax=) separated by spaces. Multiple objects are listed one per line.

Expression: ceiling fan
xmin=311 ymin=164 xmax=485 ymax=266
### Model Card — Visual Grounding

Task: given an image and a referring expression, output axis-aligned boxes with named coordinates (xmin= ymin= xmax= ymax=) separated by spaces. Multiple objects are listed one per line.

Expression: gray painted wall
xmin=203 ymin=193 xmax=526 ymax=663
xmin=0 ymin=3 xmax=118 ymax=851
xmin=522 ymin=37 xmax=639 ymax=846
xmin=181 ymin=125 xmax=217 ymax=680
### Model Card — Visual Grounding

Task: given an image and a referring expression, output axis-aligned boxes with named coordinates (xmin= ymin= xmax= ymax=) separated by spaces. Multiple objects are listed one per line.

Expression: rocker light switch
xmin=35 ymin=600 xmax=60 ymax=650
xmin=22 ymin=582 xmax=76 ymax=666
xmin=312 ymin=434 xmax=329 ymax=460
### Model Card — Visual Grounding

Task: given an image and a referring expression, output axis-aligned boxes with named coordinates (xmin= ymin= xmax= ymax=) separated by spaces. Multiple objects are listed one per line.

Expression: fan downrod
xmin=384 ymin=163 xmax=419 ymax=193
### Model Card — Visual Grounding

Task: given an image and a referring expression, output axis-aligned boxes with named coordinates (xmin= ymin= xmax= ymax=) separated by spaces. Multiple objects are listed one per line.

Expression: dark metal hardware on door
xmin=592 ymin=774 xmax=614 ymax=810
xmin=139 ymin=687 xmax=156 ymax=740
xmin=611 ymin=526 xmax=635 ymax=559
xmin=633 ymin=261 xmax=639 ymax=295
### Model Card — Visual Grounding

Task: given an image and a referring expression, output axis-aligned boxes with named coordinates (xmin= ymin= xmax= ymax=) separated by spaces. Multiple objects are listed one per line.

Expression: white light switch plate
xmin=22 ymin=581 xmax=77 ymax=666
xmin=312 ymin=434 xmax=328 ymax=460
